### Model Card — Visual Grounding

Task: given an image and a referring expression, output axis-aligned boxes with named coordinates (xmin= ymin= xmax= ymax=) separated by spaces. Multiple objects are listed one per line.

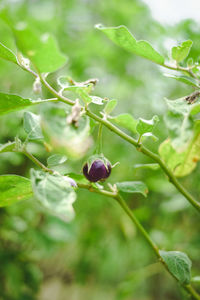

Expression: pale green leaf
xmin=110 ymin=113 xmax=137 ymax=134
xmin=159 ymin=121 xmax=200 ymax=177
xmin=104 ymin=99 xmax=118 ymax=115
xmin=96 ymin=24 xmax=165 ymax=65
xmin=116 ymin=181 xmax=148 ymax=197
xmin=136 ymin=115 xmax=159 ymax=136
xmin=31 ymin=169 xmax=76 ymax=222
xmin=0 ymin=175 xmax=32 ymax=207
xmin=171 ymin=40 xmax=193 ymax=63
xmin=23 ymin=111 xmax=44 ymax=140
xmin=0 ymin=41 xmax=18 ymax=64
xmin=160 ymin=250 xmax=191 ymax=284
xmin=0 ymin=93 xmax=32 ymax=115
xmin=0 ymin=141 xmax=16 ymax=153
xmin=14 ymin=24 xmax=67 ymax=73
xmin=133 ymin=163 xmax=160 ymax=171
xmin=47 ymin=154 xmax=67 ymax=167
xmin=164 ymin=74 xmax=199 ymax=88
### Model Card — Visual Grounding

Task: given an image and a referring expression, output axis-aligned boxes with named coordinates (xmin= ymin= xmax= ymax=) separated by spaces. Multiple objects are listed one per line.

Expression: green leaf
xmin=164 ymin=97 xmax=200 ymax=150
xmin=164 ymin=74 xmax=199 ymax=88
xmin=110 ymin=113 xmax=137 ymax=134
xmin=171 ymin=40 xmax=193 ymax=63
xmin=136 ymin=115 xmax=159 ymax=136
xmin=47 ymin=154 xmax=67 ymax=167
xmin=96 ymin=24 xmax=164 ymax=65
xmin=67 ymin=173 xmax=89 ymax=184
xmin=14 ymin=24 xmax=67 ymax=73
xmin=90 ymin=96 xmax=104 ymax=105
xmin=23 ymin=111 xmax=44 ymax=140
xmin=0 ymin=41 xmax=18 ymax=64
xmin=159 ymin=250 xmax=192 ymax=284
xmin=0 ymin=141 xmax=16 ymax=153
xmin=104 ymin=99 xmax=118 ymax=115
xmin=0 ymin=175 xmax=32 ymax=207
xmin=0 ymin=93 xmax=32 ymax=115
xmin=31 ymin=169 xmax=76 ymax=222
xmin=116 ymin=181 xmax=148 ymax=197
xmin=133 ymin=163 xmax=160 ymax=171
xmin=191 ymin=276 xmax=200 ymax=284
xmin=159 ymin=121 xmax=200 ymax=177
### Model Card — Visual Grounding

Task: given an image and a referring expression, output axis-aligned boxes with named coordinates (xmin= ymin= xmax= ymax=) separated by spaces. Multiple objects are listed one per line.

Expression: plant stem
xmin=96 ymin=123 xmax=103 ymax=154
xmin=35 ymin=73 xmax=200 ymax=213
xmin=23 ymin=149 xmax=53 ymax=174
xmin=78 ymin=183 xmax=200 ymax=300
xmin=162 ymin=63 xmax=199 ymax=81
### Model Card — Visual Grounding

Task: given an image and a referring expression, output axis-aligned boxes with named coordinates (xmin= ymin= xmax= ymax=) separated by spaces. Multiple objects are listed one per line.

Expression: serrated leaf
xmin=136 ymin=115 xmax=159 ymax=136
xmin=47 ymin=154 xmax=67 ymax=167
xmin=23 ymin=111 xmax=43 ymax=140
xmin=0 ymin=175 xmax=32 ymax=207
xmin=14 ymin=24 xmax=67 ymax=73
xmin=116 ymin=181 xmax=148 ymax=197
xmin=110 ymin=113 xmax=137 ymax=134
xmin=96 ymin=24 xmax=164 ymax=65
xmin=0 ymin=141 xmax=16 ymax=153
xmin=171 ymin=40 xmax=193 ymax=63
xmin=159 ymin=250 xmax=191 ymax=284
xmin=104 ymin=99 xmax=117 ymax=115
xmin=0 ymin=41 xmax=18 ymax=64
xmin=133 ymin=163 xmax=160 ymax=171
xmin=31 ymin=169 xmax=76 ymax=222
xmin=159 ymin=122 xmax=200 ymax=177
xmin=164 ymin=74 xmax=199 ymax=88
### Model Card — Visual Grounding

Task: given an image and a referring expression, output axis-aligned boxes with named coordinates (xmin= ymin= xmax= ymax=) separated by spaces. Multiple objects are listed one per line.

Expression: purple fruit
xmin=83 ymin=159 xmax=111 ymax=182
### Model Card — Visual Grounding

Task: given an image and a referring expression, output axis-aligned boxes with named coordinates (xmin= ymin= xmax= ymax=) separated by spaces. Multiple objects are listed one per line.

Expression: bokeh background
xmin=0 ymin=0 xmax=200 ymax=299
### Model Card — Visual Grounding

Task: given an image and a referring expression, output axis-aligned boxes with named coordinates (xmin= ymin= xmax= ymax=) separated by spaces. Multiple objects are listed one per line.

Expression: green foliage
xmin=47 ymin=154 xmax=67 ymax=167
xmin=0 ymin=175 xmax=32 ymax=207
xmin=104 ymin=99 xmax=118 ymax=115
xmin=14 ymin=24 xmax=67 ymax=73
xmin=96 ymin=24 xmax=165 ymax=64
xmin=171 ymin=40 xmax=193 ymax=63
xmin=0 ymin=93 xmax=33 ymax=115
xmin=110 ymin=113 xmax=137 ymax=134
xmin=160 ymin=250 xmax=192 ymax=284
xmin=0 ymin=41 xmax=18 ymax=64
xmin=31 ymin=169 xmax=76 ymax=222
xmin=136 ymin=115 xmax=159 ymax=139
xmin=116 ymin=181 xmax=148 ymax=197
xmin=23 ymin=111 xmax=43 ymax=140
xmin=164 ymin=74 xmax=199 ymax=88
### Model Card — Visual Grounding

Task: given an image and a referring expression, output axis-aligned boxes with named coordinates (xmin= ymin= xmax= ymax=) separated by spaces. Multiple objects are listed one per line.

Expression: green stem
xmin=23 ymin=149 xmax=53 ymax=174
xmin=96 ymin=123 xmax=103 ymax=154
xmin=162 ymin=63 xmax=199 ymax=81
xmin=78 ymin=183 xmax=200 ymax=300
xmin=36 ymin=73 xmax=200 ymax=213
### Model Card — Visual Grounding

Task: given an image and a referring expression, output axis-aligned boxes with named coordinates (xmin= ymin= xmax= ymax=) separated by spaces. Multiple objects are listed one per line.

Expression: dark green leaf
xmin=31 ymin=169 xmax=76 ymax=222
xmin=0 ymin=175 xmax=32 ymax=207
xmin=116 ymin=181 xmax=148 ymax=197
xmin=160 ymin=250 xmax=191 ymax=284
xmin=23 ymin=111 xmax=44 ymax=140
xmin=171 ymin=40 xmax=193 ymax=63
xmin=96 ymin=24 xmax=164 ymax=65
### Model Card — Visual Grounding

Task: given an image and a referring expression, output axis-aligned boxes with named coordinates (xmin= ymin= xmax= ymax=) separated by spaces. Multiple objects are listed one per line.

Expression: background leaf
xmin=47 ymin=154 xmax=67 ymax=167
xmin=96 ymin=24 xmax=165 ymax=65
xmin=164 ymin=74 xmax=199 ymax=88
xmin=0 ymin=141 xmax=16 ymax=153
xmin=110 ymin=113 xmax=137 ymax=134
xmin=136 ymin=115 xmax=159 ymax=136
xmin=0 ymin=175 xmax=32 ymax=207
xmin=104 ymin=99 xmax=118 ymax=115
xmin=14 ymin=24 xmax=67 ymax=73
xmin=160 ymin=250 xmax=192 ymax=284
xmin=0 ymin=41 xmax=18 ymax=64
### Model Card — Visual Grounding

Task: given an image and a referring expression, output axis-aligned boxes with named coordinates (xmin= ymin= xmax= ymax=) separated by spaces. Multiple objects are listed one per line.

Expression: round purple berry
xmin=83 ymin=159 xmax=111 ymax=182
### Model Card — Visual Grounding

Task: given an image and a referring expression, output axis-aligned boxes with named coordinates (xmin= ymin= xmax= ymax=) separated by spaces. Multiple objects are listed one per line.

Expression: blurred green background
xmin=0 ymin=0 xmax=200 ymax=299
